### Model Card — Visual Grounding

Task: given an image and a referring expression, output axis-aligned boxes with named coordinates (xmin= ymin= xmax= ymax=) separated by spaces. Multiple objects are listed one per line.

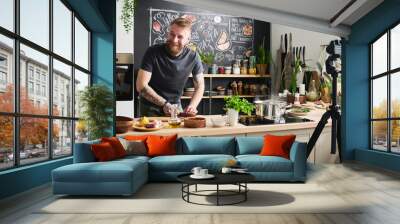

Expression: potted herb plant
xmin=79 ymin=84 xmax=114 ymax=140
xmin=256 ymin=37 xmax=271 ymax=75
xmin=224 ymin=96 xmax=255 ymax=126
xmin=198 ymin=51 xmax=215 ymax=74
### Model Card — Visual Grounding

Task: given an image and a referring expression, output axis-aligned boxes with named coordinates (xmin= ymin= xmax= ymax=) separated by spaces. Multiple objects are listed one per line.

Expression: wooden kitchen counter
xmin=118 ymin=106 xmax=331 ymax=137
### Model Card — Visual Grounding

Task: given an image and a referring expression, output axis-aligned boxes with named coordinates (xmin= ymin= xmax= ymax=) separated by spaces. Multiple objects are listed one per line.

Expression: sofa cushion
xmin=147 ymin=134 xmax=177 ymax=157
xmin=101 ymin=137 xmax=127 ymax=158
xmin=53 ymin=158 xmax=147 ymax=183
xmin=236 ymin=155 xmax=293 ymax=172
xmin=260 ymin=134 xmax=296 ymax=159
xmin=120 ymin=138 xmax=148 ymax=156
xmin=235 ymin=137 xmax=263 ymax=155
xmin=91 ymin=142 xmax=118 ymax=162
xmin=148 ymin=154 xmax=235 ymax=172
xmin=180 ymin=137 xmax=235 ymax=155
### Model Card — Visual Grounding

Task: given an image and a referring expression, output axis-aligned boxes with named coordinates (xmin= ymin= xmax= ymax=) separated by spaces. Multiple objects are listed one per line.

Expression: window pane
xmin=20 ymin=117 xmax=49 ymax=165
xmin=391 ymin=120 xmax=400 ymax=153
xmin=0 ymin=116 xmax=14 ymax=170
xmin=372 ymin=76 xmax=387 ymax=119
xmin=391 ymin=24 xmax=400 ymax=70
xmin=20 ymin=44 xmax=49 ymax=115
xmin=53 ymin=0 xmax=72 ymax=60
xmin=20 ymin=0 xmax=49 ymax=49
xmin=75 ymin=18 xmax=89 ymax=70
xmin=53 ymin=119 xmax=72 ymax=158
xmin=53 ymin=59 xmax=72 ymax=117
xmin=372 ymin=33 xmax=387 ymax=76
xmin=0 ymin=0 xmax=14 ymax=31
xmin=372 ymin=121 xmax=388 ymax=151
xmin=75 ymin=120 xmax=88 ymax=142
xmin=0 ymin=35 xmax=14 ymax=112
xmin=74 ymin=69 xmax=89 ymax=118
xmin=391 ymin=72 xmax=400 ymax=118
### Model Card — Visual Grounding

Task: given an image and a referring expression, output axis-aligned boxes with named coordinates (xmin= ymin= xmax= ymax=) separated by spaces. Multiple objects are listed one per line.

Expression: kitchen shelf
xmin=183 ymin=72 xmax=270 ymax=115
xmin=190 ymin=74 xmax=271 ymax=78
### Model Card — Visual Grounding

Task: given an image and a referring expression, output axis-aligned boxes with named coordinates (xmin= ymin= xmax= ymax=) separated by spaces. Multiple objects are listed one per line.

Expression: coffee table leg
xmin=195 ymin=184 xmax=198 ymax=192
xmin=217 ymin=184 xmax=219 ymax=206
xmin=245 ymin=183 xmax=247 ymax=201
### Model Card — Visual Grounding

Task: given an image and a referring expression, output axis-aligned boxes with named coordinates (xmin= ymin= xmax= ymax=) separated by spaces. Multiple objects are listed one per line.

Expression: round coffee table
xmin=177 ymin=173 xmax=255 ymax=206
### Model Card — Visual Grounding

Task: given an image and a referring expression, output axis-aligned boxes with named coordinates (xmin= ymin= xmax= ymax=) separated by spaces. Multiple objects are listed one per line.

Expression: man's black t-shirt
xmin=140 ymin=44 xmax=203 ymax=105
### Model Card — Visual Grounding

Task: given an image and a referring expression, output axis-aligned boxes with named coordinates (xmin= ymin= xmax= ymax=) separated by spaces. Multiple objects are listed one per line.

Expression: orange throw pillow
xmin=260 ymin=134 xmax=296 ymax=159
xmin=146 ymin=134 xmax=177 ymax=157
xmin=124 ymin=135 xmax=151 ymax=141
xmin=91 ymin=142 xmax=117 ymax=161
xmin=101 ymin=137 xmax=126 ymax=158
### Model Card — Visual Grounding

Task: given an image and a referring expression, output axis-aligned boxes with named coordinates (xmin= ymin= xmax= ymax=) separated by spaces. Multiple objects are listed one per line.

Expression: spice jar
xmin=218 ymin=66 xmax=225 ymax=74
xmin=241 ymin=59 xmax=248 ymax=74
xmin=224 ymin=66 xmax=232 ymax=74
xmin=233 ymin=63 xmax=240 ymax=74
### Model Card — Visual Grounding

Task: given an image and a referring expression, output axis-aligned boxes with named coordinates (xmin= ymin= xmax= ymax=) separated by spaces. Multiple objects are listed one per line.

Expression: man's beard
xmin=166 ymin=41 xmax=184 ymax=56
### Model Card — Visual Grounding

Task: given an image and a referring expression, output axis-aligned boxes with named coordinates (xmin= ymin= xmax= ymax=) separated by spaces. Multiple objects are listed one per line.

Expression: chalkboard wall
xmin=134 ymin=0 xmax=270 ymax=68
xmin=133 ymin=0 xmax=270 ymax=116
xmin=150 ymin=9 xmax=254 ymax=65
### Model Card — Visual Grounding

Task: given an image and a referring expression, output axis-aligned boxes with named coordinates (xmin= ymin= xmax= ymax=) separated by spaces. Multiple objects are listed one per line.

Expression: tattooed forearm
xmin=190 ymin=74 xmax=205 ymax=107
xmin=140 ymin=85 xmax=167 ymax=107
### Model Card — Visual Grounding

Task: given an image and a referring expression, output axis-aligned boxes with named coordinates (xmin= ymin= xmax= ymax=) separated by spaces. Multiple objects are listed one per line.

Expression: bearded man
xmin=136 ymin=17 xmax=204 ymax=116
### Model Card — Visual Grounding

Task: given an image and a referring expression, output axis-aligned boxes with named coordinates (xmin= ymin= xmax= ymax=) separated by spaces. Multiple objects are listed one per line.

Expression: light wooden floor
xmin=1 ymin=162 xmax=400 ymax=224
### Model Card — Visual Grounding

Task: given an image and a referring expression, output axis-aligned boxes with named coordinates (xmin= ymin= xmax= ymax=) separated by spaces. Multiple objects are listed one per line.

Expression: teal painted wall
xmin=0 ymin=0 xmax=116 ymax=200
xmin=344 ymin=0 xmax=400 ymax=171
xmin=0 ymin=158 xmax=72 ymax=199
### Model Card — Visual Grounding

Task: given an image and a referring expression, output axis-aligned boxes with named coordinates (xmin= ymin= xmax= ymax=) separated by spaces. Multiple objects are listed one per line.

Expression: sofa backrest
xmin=235 ymin=136 xmax=263 ymax=155
xmin=178 ymin=137 xmax=236 ymax=155
xmin=73 ymin=140 xmax=100 ymax=163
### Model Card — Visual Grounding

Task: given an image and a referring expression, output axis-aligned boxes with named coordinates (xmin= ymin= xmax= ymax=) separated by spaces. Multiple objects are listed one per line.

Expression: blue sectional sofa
xmin=52 ymin=136 xmax=307 ymax=196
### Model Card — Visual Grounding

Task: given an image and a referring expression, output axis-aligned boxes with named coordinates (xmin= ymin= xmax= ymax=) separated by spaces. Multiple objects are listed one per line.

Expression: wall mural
xmin=149 ymin=8 xmax=254 ymax=65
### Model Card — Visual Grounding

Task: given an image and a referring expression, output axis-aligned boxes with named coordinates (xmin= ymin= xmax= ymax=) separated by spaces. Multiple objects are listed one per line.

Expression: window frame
xmin=370 ymin=20 xmax=400 ymax=154
xmin=0 ymin=0 xmax=92 ymax=171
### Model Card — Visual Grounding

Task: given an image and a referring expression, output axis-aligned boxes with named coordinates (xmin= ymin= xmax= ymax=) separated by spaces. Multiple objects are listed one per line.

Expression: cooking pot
xmin=254 ymin=99 xmax=286 ymax=118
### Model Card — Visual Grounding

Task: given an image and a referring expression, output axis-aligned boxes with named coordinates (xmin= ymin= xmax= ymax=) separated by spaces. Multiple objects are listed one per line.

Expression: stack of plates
xmin=183 ymin=87 xmax=195 ymax=97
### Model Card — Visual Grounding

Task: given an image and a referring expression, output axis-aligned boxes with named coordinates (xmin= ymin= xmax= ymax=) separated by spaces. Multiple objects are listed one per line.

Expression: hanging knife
xmin=302 ymin=46 xmax=306 ymax=67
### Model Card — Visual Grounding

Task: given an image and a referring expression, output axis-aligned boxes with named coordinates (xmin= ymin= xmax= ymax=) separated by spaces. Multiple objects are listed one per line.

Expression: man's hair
xmin=170 ymin=17 xmax=192 ymax=29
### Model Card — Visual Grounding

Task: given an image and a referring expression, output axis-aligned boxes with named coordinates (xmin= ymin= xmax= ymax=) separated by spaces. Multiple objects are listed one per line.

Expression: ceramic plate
xmin=132 ymin=124 xmax=163 ymax=132
xmin=190 ymin=174 xmax=215 ymax=179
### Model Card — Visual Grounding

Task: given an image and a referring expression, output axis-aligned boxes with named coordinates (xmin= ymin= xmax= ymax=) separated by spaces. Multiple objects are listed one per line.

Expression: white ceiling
xmin=163 ymin=0 xmax=384 ymax=37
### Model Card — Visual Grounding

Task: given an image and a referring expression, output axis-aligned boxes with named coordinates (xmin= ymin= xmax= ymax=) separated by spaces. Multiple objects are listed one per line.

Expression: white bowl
xmin=211 ymin=117 xmax=226 ymax=127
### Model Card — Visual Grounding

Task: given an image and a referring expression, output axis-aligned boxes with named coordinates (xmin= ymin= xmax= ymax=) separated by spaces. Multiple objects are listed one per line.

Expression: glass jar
xmin=233 ymin=64 xmax=240 ymax=74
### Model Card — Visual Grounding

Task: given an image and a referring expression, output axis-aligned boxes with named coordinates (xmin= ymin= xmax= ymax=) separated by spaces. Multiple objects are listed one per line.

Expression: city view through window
xmin=0 ymin=0 xmax=91 ymax=170
xmin=371 ymin=23 xmax=400 ymax=153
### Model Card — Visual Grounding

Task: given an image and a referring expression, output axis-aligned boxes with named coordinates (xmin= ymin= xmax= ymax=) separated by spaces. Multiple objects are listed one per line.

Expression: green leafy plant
xmin=224 ymin=95 xmax=255 ymax=115
xmin=79 ymin=84 xmax=114 ymax=140
xmin=290 ymin=59 xmax=302 ymax=94
xmin=256 ymin=37 xmax=272 ymax=64
xmin=119 ymin=0 xmax=136 ymax=33
xmin=198 ymin=51 xmax=215 ymax=65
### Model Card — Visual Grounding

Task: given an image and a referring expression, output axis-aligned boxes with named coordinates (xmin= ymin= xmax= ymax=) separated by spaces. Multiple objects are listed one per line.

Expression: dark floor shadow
xmin=202 ymin=190 xmax=295 ymax=207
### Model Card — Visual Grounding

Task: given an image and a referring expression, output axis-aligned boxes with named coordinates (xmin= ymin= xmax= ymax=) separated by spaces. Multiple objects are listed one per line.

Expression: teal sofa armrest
xmin=73 ymin=140 xmax=100 ymax=163
xmin=289 ymin=141 xmax=307 ymax=181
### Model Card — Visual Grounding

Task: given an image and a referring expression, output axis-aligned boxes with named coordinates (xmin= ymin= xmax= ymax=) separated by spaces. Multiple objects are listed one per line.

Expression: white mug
xmin=191 ymin=167 xmax=202 ymax=176
xmin=221 ymin=167 xmax=232 ymax=174
xmin=200 ymin=169 xmax=208 ymax=176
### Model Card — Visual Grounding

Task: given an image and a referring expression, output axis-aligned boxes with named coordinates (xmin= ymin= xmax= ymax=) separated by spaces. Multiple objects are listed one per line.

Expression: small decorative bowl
xmin=184 ymin=117 xmax=206 ymax=128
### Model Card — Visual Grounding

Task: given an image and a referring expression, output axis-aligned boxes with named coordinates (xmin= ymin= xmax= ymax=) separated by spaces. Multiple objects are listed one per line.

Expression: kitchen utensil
xmin=302 ymin=46 xmax=306 ymax=67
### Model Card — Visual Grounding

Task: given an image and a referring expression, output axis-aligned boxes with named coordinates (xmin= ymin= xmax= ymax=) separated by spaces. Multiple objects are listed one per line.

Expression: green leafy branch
xmin=119 ymin=0 xmax=136 ymax=33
